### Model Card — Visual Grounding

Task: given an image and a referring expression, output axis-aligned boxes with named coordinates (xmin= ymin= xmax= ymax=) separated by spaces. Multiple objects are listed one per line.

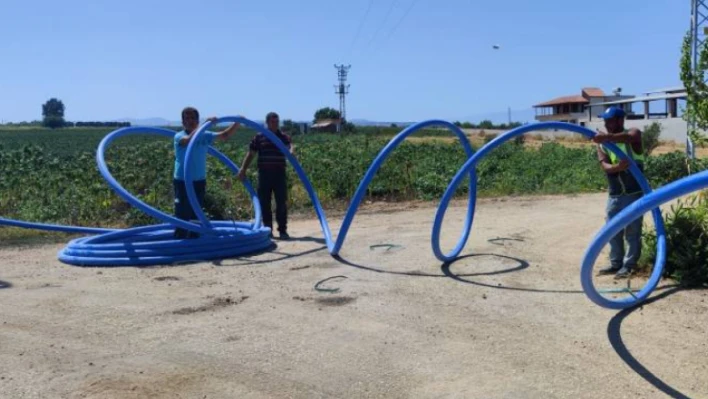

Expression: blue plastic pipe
xmin=1 ymin=117 xmax=475 ymax=266
xmin=185 ymin=117 xmax=477 ymax=255
xmin=0 ymin=117 xmax=682 ymax=311
xmin=0 ymin=217 xmax=115 ymax=235
xmin=432 ymin=121 xmax=667 ymax=309
xmin=0 ymin=125 xmax=273 ymax=266
xmin=95 ymin=126 xmax=262 ymax=236
xmin=580 ymin=170 xmax=708 ymax=309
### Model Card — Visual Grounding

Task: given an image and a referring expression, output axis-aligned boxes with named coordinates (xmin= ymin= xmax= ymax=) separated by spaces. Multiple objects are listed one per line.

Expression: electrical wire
xmin=347 ymin=0 xmax=376 ymax=58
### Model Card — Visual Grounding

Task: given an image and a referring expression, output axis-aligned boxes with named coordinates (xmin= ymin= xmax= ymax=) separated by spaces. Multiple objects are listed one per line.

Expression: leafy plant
xmin=640 ymin=193 xmax=708 ymax=287
xmin=0 ymin=126 xmax=702 ymax=242
xmin=680 ymin=30 xmax=708 ymax=147
xmin=641 ymin=122 xmax=662 ymax=156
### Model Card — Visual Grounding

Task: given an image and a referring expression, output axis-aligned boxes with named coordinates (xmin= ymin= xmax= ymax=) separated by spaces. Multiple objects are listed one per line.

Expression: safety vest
xmin=603 ymin=141 xmax=645 ymax=165
xmin=601 ymin=136 xmax=645 ymax=197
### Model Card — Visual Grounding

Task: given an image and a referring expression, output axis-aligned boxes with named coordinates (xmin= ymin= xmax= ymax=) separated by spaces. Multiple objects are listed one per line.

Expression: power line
xmin=365 ymin=0 xmax=402 ymax=49
xmin=376 ymin=0 xmax=421 ymax=51
xmin=347 ymin=0 xmax=375 ymax=58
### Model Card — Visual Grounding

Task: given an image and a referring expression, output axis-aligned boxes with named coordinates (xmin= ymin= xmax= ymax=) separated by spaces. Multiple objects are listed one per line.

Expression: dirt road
xmin=1 ymin=193 xmax=707 ymax=398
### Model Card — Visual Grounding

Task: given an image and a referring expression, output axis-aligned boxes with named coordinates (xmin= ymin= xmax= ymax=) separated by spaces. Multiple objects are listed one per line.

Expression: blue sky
xmin=0 ymin=0 xmax=689 ymax=124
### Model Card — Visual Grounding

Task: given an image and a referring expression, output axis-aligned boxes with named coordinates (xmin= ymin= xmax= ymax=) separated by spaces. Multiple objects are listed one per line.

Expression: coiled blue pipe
xmin=0 ymin=117 xmax=475 ymax=267
xmin=433 ymin=121 xmax=667 ymax=309
xmin=184 ymin=116 xmax=477 ymax=256
xmin=0 ymin=117 xmax=682 ymax=310
xmin=581 ymin=170 xmax=708 ymax=309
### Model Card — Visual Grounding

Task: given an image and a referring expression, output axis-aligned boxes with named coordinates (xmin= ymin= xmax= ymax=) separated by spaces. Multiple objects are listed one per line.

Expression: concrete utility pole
xmin=334 ymin=64 xmax=351 ymax=133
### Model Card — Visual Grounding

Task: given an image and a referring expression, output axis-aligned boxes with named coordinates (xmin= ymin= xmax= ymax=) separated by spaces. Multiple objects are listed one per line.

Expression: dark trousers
xmin=173 ymin=179 xmax=206 ymax=239
xmin=258 ymin=168 xmax=288 ymax=234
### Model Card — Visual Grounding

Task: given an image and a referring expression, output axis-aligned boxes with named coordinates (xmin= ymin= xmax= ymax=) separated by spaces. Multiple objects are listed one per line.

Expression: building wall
xmin=584 ymin=118 xmax=688 ymax=143
xmin=584 ymin=95 xmax=634 ymax=122
xmin=536 ymin=112 xmax=586 ymax=122
xmin=531 ymin=117 xmax=687 ymax=143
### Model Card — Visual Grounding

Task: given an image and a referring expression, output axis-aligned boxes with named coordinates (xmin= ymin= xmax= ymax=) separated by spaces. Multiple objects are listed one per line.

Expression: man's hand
xmin=592 ymin=131 xmax=609 ymax=144
xmin=206 ymin=116 xmax=218 ymax=124
xmin=614 ymin=159 xmax=630 ymax=172
xmin=215 ymin=116 xmax=242 ymax=141
xmin=236 ymin=170 xmax=247 ymax=181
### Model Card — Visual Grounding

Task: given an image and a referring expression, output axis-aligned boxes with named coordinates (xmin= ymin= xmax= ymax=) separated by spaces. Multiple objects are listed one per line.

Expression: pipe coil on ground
xmin=1 ymin=117 xmax=676 ymax=309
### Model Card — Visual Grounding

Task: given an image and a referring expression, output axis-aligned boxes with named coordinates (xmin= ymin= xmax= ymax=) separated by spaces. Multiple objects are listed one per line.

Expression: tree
xmin=282 ymin=119 xmax=301 ymax=135
xmin=313 ymin=107 xmax=355 ymax=133
xmin=42 ymin=98 xmax=66 ymax=129
xmin=478 ymin=120 xmax=494 ymax=129
xmin=680 ymin=31 xmax=708 ymax=147
xmin=313 ymin=107 xmax=341 ymax=123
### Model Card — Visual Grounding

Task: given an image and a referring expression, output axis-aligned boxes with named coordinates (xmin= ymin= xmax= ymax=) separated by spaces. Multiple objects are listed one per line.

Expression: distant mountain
xmin=459 ymin=108 xmax=536 ymax=124
xmin=349 ymin=111 xmax=536 ymax=127
xmin=349 ymin=119 xmax=414 ymax=127
xmin=110 ymin=111 xmax=537 ymax=129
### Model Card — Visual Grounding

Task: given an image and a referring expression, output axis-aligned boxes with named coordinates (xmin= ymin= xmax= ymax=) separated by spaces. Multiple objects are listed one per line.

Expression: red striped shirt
xmin=249 ymin=130 xmax=292 ymax=170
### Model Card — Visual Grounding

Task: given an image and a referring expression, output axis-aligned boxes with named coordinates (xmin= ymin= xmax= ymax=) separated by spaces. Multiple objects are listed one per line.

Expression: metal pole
xmin=687 ymin=0 xmax=708 ymax=159
xmin=334 ymin=64 xmax=351 ymax=133
xmin=689 ymin=0 xmax=698 ymax=159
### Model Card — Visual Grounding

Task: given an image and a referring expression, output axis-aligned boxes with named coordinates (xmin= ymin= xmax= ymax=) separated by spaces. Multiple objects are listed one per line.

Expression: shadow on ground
xmin=441 ymin=255 xmax=584 ymax=294
xmin=607 ymin=286 xmax=702 ymax=399
xmin=277 ymin=235 xmax=327 ymax=245
xmin=335 ymin=249 xmax=579 ymax=294
xmin=211 ymin=240 xmax=327 ymax=267
xmin=334 ymin=252 xmax=530 ymax=279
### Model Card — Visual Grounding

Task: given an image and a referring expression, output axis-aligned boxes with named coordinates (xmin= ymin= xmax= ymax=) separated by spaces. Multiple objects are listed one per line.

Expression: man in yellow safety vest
xmin=592 ymin=106 xmax=645 ymax=279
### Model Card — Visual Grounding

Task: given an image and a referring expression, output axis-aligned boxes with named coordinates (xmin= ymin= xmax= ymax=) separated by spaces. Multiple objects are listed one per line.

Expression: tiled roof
xmin=582 ymin=87 xmax=605 ymax=97
xmin=533 ymin=95 xmax=589 ymax=107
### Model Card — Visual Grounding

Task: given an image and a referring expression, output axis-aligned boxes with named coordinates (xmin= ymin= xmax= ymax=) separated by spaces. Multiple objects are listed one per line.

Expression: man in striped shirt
xmin=237 ymin=112 xmax=293 ymax=239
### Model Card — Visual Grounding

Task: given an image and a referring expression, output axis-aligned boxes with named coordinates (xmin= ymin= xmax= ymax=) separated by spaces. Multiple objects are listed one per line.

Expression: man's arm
xmin=597 ymin=145 xmax=629 ymax=173
xmin=236 ymin=150 xmax=256 ymax=180
xmin=178 ymin=125 xmax=213 ymax=146
xmin=178 ymin=131 xmax=195 ymax=146
xmin=592 ymin=128 xmax=642 ymax=145
xmin=178 ymin=117 xmax=241 ymax=146
xmin=212 ymin=117 xmax=242 ymax=141
xmin=285 ymin=134 xmax=294 ymax=155
xmin=237 ymin=136 xmax=259 ymax=180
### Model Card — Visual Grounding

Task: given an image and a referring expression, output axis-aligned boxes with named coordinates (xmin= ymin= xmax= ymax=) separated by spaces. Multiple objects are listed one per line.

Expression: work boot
xmin=614 ymin=266 xmax=633 ymax=279
xmin=597 ymin=265 xmax=622 ymax=276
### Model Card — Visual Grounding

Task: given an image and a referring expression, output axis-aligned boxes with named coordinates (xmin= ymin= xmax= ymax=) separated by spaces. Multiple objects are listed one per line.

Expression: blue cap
xmin=598 ymin=106 xmax=625 ymax=119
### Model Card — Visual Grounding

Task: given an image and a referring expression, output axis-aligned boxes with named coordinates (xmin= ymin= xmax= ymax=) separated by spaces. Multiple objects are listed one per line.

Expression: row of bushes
xmin=1 ymin=129 xmax=707 ymax=286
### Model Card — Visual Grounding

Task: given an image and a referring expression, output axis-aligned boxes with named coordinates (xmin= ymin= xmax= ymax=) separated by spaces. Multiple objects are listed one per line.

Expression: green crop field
xmin=0 ymin=126 xmax=705 ymax=232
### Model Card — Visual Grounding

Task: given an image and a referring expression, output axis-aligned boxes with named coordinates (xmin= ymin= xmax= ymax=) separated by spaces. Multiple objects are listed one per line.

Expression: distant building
xmin=311 ymin=118 xmax=341 ymax=133
xmin=532 ymin=86 xmax=689 ymax=143
xmin=533 ymin=87 xmax=632 ymax=125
